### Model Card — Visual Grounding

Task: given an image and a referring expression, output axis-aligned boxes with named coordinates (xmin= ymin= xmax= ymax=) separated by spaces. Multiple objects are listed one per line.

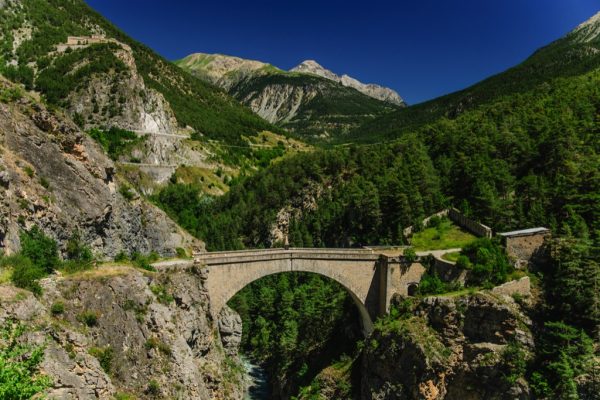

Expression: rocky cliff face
xmin=0 ymin=264 xmax=245 ymax=399
xmin=0 ymin=78 xmax=201 ymax=257
xmin=360 ymin=293 xmax=533 ymax=400
xmin=291 ymin=60 xmax=405 ymax=106
xmin=176 ymin=54 xmax=402 ymax=139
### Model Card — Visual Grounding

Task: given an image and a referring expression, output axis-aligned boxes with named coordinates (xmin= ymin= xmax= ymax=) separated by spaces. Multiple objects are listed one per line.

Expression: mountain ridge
xmin=290 ymin=59 xmax=404 ymax=105
xmin=176 ymin=53 xmax=403 ymax=140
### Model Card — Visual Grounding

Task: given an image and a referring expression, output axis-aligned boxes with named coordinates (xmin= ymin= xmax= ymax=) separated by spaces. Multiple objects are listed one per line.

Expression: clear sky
xmin=85 ymin=0 xmax=599 ymax=104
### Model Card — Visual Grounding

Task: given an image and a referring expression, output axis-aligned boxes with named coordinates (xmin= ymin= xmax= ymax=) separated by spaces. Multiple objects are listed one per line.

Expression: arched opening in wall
xmin=407 ymin=283 xmax=419 ymax=296
xmin=225 ymin=272 xmax=363 ymax=400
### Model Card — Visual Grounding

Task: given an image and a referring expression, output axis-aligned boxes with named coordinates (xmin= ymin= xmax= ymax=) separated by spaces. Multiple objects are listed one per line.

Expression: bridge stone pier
xmin=193 ymin=248 xmax=427 ymax=334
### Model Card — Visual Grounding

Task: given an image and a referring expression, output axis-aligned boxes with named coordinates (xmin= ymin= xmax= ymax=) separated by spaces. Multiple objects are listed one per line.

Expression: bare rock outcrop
xmin=218 ymin=305 xmax=243 ymax=356
xmin=0 ymin=79 xmax=202 ymax=257
xmin=0 ymin=265 xmax=245 ymax=399
xmin=361 ymin=292 xmax=534 ymax=400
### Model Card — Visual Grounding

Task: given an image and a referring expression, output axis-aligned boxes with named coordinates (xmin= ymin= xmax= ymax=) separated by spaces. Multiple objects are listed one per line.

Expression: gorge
xmin=0 ymin=1 xmax=599 ymax=399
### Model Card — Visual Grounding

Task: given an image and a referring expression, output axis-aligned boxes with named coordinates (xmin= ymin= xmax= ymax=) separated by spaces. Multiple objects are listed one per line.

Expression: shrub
xmin=7 ymin=255 xmax=45 ymax=295
xmin=77 ymin=311 xmax=98 ymax=327
xmin=461 ymin=238 xmax=512 ymax=287
xmin=132 ymin=252 xmax=157 ymax=272
xmin=418 ymin=272 xmax=447 ymax=295
xmin=147 ymin=380 xmax=160 ymax=396
xmin=0 ymin=321 xmax=51 ymax=398
xmin=150 ymin=284 xmax=174 ymax=304
xmin=65 ymin=231 xmax=93 ymax=263
xmin=114 ymin=251 xmax=129 ymax=262
xmin=20 ymin=226 xmax=60 ymax=274
xmin=118 ymin=185 xmax=135 ymax=201
xmin=175 ymin=247 xmax=187 ymax=258
xmin=88 ymin=346 xmax=113 ymax=374
xmin=50 ymin=301 xmax=65 ymax=315
xmin=403 ymin=247 xmax=417 ymax=263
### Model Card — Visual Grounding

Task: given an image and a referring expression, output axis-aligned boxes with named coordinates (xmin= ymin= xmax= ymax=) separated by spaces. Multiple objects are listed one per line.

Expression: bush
xmin=147 ymin=380 xmax=160 ymax=396
xmin=0 ymin=321 xmax=51 ymax=398
xmin=132 ymin=252 xmax=158 ymax=272
xmin=20 ymin=226 xmax=59 ymax=274
xmin=403 ymin=247 xmax=417 ymax=263
xmin=77 ymin=311 xmax=98 ymax=327
xmin=418 ymin=272 xmax=447 ymax=295
xmin=88 ymin=346 xmax=113 ymax=374
xmin=50 ymin=301 xmax=65 ymax=315
xmin=65 ymin=231 xmax=93 ymax=263
xmin=7 ymin=255 xmax=45 ymax=295
xmin=461 ymin=238 xmax=511 ymax=286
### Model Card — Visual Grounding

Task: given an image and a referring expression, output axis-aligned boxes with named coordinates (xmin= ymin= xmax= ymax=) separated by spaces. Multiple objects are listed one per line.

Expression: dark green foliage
xmin=501 ymin=341 xmax=528 ymax=385
xmin=88 ymin=346 xmax=113 ymax=374
xmin=530 ymin=321 xmax=596 ymax=399
xmin=77 ymin=311 xmax=98 ymax=327
xmin=118 ymin=184 xmax=135 ymax=201
xmin=88 ymin=127 xmax=145 ymax=161
xmin=542 ymin=237 xmax=600 ymax=332
xmin=0 ymin=320 xmax=51 ymax=399
xmin=65 ymin=231 xmax=93 ymax=263
xmin=50 ymin=301 xmax=65 ymax=315
xmin=146 ymin=380 xmax=160 ymax=396
xmin=19 ymin=226 xmax=59 ymax=274
xmin=150 ymin=284 xmax=174 ymax=304
xmin=132 ymin=252 xmax=158 ymax=272
xmin=36 ymin=43 xmax=127 ymax=106
xmin=460 ymin=238 xmax=512 ymax=286
xmin=1 ymin=65 xmax=34 ymax=89
xmin=6 ymin=256 xmax=45 ymax=295
xmin=403 ymin=247 xmax=417 ymax=263
xmin=228 ymin=273 xmax=361 ymax=395
xmin=156 ymin=136 xmax=444 ymax=250
xmin=417 ymin=272 xmax=447 ymax=295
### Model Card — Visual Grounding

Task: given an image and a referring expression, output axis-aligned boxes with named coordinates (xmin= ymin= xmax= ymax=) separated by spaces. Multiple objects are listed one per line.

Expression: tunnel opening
xmin=407 ymin=283 xmax=419 ymax=296
xmin=226 ymin=271 xmax=364 ymax=400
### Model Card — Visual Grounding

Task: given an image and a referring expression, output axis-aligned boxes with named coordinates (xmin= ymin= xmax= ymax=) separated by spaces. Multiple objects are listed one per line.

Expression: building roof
xmin=498 ymin=227 xmax=550 ymax=238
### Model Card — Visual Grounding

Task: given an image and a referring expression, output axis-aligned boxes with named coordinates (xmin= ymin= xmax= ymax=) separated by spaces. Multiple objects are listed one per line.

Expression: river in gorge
xmin=242 ymin=356 xmax=270 ymax=399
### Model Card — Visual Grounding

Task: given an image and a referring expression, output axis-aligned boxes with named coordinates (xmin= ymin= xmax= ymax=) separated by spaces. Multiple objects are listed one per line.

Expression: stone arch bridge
xmin=185 ymin=248 xmax=430 ymax=333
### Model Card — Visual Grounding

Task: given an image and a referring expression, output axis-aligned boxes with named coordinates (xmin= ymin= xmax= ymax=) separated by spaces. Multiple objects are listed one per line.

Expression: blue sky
xmin=85 ymin=0 xmax=599 ymax=104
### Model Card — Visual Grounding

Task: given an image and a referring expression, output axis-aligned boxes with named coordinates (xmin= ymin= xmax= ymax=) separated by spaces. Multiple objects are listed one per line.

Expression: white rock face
xmin=291 ymin=60 xmax=405 ymax=106
xmin=573 ymin=11 xmax=600 ymax=42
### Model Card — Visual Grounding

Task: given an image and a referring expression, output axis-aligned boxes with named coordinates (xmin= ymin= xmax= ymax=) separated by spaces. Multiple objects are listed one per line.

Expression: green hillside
xmin=0 ymin=0 xmax=279 ymax=146
xmin=345 ymin=20 xmax=600 ymax=143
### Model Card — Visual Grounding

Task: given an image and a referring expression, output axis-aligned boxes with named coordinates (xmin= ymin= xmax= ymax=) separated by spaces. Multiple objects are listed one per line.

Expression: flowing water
xmin=242 ymin=356 xmax=270 ymax=399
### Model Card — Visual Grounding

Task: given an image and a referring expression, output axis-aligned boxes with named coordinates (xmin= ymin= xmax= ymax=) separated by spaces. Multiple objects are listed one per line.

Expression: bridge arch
xmin=219 ymin=269 xmax=374 ymax=334
xmin=197 ymin=249 xmax=387 ymax=334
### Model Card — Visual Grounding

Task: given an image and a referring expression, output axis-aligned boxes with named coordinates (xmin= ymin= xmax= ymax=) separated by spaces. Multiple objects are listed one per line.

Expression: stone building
xmin=498 ymin=227 xmax=550 ymax=267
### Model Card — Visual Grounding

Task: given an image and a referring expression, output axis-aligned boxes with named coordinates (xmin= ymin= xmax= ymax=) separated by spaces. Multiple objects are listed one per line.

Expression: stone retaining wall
xmin=448 ymin=208 xmax=493 ymax=238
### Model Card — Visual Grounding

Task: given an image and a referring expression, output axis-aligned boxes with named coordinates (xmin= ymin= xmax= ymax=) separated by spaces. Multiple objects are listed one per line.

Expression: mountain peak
xmin=572 ymin=11 xmax=600 ymax=42
xmin=291 ymin=60 xmax=339 ymax=81
xmin=291 ymin=60 xmax=404 ymax=106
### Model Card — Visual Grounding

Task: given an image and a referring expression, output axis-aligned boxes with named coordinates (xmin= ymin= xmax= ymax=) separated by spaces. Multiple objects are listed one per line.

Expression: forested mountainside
xmin=346 ymin=11 xmax=600 ymax=143
xmin=157 ymin=13 xmax=600 ymax=399
xmin=176 ymin=54 xmax=401 ymax=141
xmin=0 ymin=0 xmax=278 ymax=145
xmin=0 ymin=1 xmax=598 ymax=399
xmin=157 ymin=67 xmax=599 ymax=250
